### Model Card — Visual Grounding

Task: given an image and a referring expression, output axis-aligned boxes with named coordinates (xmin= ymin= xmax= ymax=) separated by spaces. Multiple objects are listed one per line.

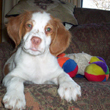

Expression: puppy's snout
xmin=31 ymin=37 xmax=41 ymax=46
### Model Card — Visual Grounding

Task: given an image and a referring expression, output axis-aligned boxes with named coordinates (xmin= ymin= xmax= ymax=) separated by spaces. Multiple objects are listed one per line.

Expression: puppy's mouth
xmin=23 ymin=46 xmax=45 ymax=56
xmin=23 ymin=36 xmax=45 ymax=55
xmin=29 ymin=47 xmax=40 ymax=52
xmin=23 ymin=47 xmax=42 ymax=52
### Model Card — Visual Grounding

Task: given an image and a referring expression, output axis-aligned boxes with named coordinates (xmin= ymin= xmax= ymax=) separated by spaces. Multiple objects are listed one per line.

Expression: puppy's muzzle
xmin=30 ymin=36 xmax=42 ymax=51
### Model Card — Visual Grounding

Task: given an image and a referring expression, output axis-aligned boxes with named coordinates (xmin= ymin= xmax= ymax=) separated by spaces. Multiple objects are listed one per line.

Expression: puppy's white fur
xmin=3 ymin=11 xmax=81 ymax=110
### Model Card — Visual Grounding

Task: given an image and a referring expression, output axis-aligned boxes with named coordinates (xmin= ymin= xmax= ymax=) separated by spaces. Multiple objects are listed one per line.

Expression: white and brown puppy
xmin=3 ymin=11 xmax=81 ymax=110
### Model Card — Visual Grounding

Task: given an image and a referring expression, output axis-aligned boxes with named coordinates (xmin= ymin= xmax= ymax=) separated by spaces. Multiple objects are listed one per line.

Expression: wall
xmin=2 ymin=0 xmax=19 ymax=42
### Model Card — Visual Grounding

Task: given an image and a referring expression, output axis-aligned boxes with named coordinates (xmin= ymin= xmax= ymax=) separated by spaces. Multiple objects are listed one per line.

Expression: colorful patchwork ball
xmin=85 ymin=56 xmax=109 ymax=82
xmin=57 ymin=57 xmax=78 ymax=78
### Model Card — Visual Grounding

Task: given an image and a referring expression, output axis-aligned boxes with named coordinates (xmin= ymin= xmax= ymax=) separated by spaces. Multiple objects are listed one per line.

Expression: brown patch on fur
xmin=4 ymin=49 xmax=17 ymax=76
xmin=4 ymin=64 xmax=10 ymax=76
xmin=49 ymin=16 xmax=71 ymax=56
xmin=6 ymin=11 xmax=33 ymax=48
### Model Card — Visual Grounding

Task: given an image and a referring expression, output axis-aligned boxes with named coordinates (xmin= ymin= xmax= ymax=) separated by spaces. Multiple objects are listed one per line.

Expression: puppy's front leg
xmin=3 ymin=75 xmax=26 ymax=110
xmin=58 ymin=73 xmax=81 ymax=102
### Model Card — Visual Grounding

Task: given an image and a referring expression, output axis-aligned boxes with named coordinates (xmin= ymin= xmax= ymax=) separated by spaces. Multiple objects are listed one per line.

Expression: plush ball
xmin=57 ymin=57 xmax=78 ymax=78
xmin=85 ymin=56 xmax=109 ymax=82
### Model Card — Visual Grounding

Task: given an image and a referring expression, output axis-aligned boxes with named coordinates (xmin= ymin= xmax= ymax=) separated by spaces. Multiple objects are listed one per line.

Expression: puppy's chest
xmin=23 ymin=58 xmax=50 ymax=73
xmin=21 ymin=56 xmax=57 ymax=83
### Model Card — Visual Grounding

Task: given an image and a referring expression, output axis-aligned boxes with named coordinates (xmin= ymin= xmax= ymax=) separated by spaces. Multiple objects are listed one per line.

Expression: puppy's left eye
xmin=46 ymin=27 xmax=51 ymax=32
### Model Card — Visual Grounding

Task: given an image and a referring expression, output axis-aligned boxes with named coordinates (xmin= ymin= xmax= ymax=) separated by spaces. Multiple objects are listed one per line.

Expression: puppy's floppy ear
xmin=50 ymin=18 xmax=71 ymax=56
xmin=6 ymin=11 xmax=32 ymax=48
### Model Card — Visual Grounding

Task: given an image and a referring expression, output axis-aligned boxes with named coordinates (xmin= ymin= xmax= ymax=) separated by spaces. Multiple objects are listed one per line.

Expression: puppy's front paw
xmin=3 ymin=91 xmax=26 ymax=110
xmin=58 ymin=81 xmax=81 ymax=102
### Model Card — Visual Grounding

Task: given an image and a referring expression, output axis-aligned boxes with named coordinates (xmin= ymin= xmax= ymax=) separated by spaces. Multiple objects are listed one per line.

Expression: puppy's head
xmin=7 ymin=11 xmax=71 ymax=56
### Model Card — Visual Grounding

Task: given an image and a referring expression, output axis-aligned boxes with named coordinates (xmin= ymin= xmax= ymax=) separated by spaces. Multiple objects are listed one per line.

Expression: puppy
xmin=3 ymin=11 xmax=81 ymax=110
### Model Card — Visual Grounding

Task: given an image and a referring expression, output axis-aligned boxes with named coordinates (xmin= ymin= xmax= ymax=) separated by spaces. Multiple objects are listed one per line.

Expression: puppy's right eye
xmin=26 ymin=23 xmax=33 ymax=31
xmin=27 ymin=24 xmax=32 ymax=29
